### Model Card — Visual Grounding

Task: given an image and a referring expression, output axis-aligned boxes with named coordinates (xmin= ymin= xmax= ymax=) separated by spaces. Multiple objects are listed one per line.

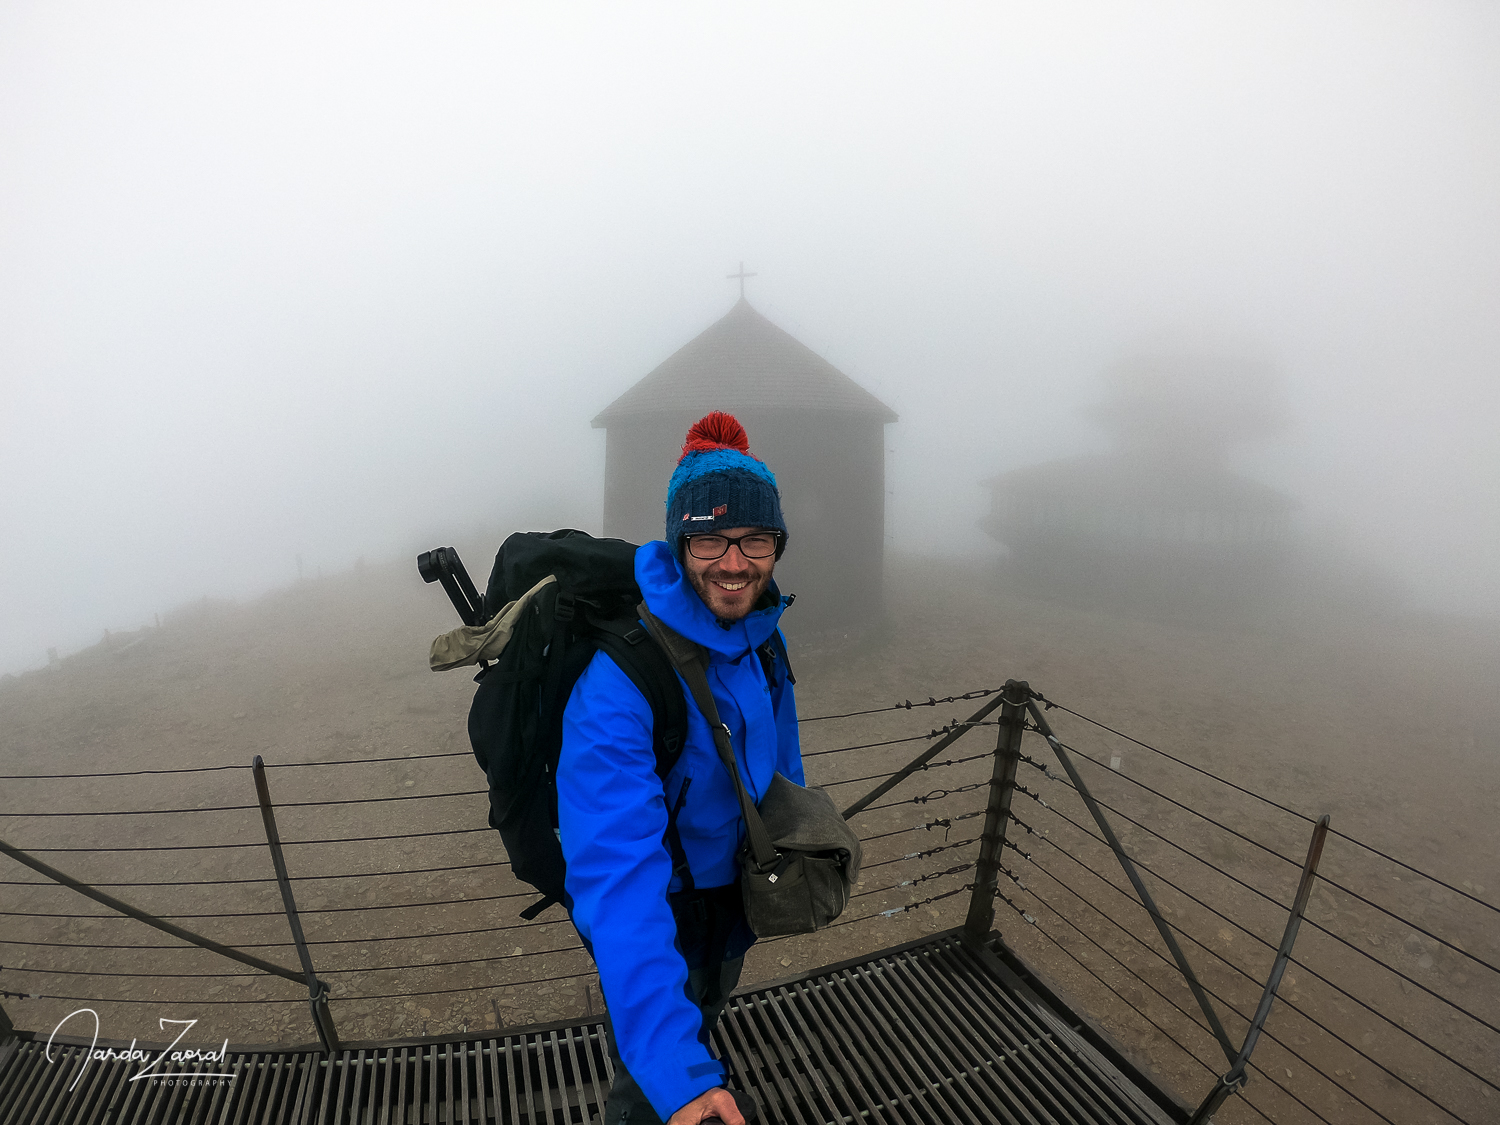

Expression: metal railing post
xmin=1187 ymin=815 xmax=1331 ymax=1125
xmin=1026 ymin=698 xmax=1239 ymax=1065
xmin=252 ymin=755 xmax=339 ymax=1054
xmin=962 ymin=679 xmax=1029 ymax=942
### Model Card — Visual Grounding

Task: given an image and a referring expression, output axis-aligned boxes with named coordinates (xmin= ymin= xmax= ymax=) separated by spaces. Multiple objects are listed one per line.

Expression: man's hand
xmin=665 ymin=1086 xmax=745 ymax=1125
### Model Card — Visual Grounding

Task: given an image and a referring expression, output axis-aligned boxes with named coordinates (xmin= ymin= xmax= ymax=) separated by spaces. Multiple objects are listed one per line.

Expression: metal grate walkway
xmin=0 ymin=931 xmax=1187 ymax=1125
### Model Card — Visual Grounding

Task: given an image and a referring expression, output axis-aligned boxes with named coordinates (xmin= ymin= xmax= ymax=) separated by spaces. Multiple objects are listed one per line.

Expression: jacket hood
xmin=635 ymin=540 xmax=787 ymax=659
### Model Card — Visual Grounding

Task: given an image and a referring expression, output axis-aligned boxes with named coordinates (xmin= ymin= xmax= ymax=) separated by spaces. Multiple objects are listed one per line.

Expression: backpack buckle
xmin=554 ymin=593 xmax=576 ymax=622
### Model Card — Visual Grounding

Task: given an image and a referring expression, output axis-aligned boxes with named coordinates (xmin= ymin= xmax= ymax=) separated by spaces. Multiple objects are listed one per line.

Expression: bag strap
xmin=589 ymin=612 xmax=693 ymax=889
xmin=757 ymin=628 xmax=795 ymax=686
xmin=638 ymin=604 xmax=779 ymax=870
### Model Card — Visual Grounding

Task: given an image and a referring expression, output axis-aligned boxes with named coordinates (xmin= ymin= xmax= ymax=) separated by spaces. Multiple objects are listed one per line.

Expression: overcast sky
xmin=3 ymin=1 xmax=1498 ymax=672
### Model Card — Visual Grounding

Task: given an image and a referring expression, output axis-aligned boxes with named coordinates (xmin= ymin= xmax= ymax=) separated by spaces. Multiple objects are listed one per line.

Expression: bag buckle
xmin=766 ymin=852 xmax=794 ymax=884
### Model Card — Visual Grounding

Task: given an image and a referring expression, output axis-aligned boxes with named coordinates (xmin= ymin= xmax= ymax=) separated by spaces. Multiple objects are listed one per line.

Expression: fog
xmin=3 ymin=2 xmax=1498 ymax=673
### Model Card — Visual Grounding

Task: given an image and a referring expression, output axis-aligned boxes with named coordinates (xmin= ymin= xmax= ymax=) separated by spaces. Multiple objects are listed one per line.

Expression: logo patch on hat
xmin=713 ymin=504 xmax=728 ymax=517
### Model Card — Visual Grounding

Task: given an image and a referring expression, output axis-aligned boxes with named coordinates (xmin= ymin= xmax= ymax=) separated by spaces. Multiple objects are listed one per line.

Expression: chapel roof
xmin=591 ymin=298 xmax=898 ymax=426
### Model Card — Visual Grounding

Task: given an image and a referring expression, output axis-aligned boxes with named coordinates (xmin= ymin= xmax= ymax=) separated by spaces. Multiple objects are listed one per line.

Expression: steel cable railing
xmin=2 ymin=790 xmax=488 ymax=818
xmin=0 ymin=860 xmax=512 ymax=889
xmin=1043 ymin=734 xmax=1500 ymax=979
xmin=0 ymin=917 xmax=569 ymax=952
xmin=1010 ymin=868 xmax=1410 ymax=1125
xmin=1042 ymin=843 xmax=1497 ymax=1112
xmin=0 ymin=686 xmax=1010 ymax=780
xmin=815 ymin=751 xmax=992 ymax=790
xmin=1003 ymin=691 xmax=1498 ymax=1125
xmin=9 ymin=808 xmax=987 ymax=921
xmin=1033 ymin=734 xmax=1307 ymax=866
xmin=1035 ymin=693 xmax=1500 ymax=919
xmin=3 ymin=874 xmax=988 ymax=1008
xmin=1014 ymin=848 xmax=1485 ymax=1121
xmin=4 ymin=677 xmax=1492 ymax=1125
xmin=1005 ymin=898 xmax=1226 ymax=1078
xmin=1029 ymin=765 xmax=1500 ymax=1041
xmin=0 ymin=750 xmax=478 ymax=781
xmin=796 ymin=687 xmax=1009 ymax=724
xmin=1032 ymin=808 xmax=1500 ymax=1063
xmin=12 ymin=826 xmax=496 ymax=853
xmin=0 ymin=704 xmax=999 ymax=1021
xmin=2 ymin=889 xmax=542 ymax=920
xmin=801 ymin=733 xmax=931 ymax=758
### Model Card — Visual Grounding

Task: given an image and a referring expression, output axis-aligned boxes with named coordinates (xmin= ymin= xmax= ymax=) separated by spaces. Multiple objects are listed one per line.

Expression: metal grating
xmin=0 ymin=931 xmax=1183 ymax=1124
xmin=716 ymin=931 xmax=1179 ymax=1125
xmin=0 ymin=1026 xmax=613 ymax=1125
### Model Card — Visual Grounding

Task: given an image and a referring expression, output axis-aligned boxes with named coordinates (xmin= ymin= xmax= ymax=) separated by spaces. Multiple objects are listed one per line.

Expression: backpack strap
xmin=589 ymin=613 xmax=695 ymax=892
xmin=756 ymin=628 xmax=796 ymax=687
xmin=589 ymin=615 xmax=688 ymax=766
xmin=535 ymin=588 xmax=576 ymax=723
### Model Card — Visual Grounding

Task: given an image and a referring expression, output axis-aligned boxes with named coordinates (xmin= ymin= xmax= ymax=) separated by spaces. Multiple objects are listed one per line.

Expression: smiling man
xmin=556 ymin=412 xmax=801 ymax=1125
xmin=680 ymin=528 xmax=779 ymax=618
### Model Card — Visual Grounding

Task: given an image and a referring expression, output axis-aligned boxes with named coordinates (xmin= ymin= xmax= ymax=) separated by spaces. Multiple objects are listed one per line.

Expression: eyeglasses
xmin=685 ymin=532 xmax=781 ymax=561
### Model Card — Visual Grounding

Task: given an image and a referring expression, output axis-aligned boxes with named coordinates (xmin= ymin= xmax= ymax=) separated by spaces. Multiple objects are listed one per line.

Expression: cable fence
xmin=2 ymin=677 xmax=1490 ymax=1125
xmin=990 ymin=691 xmax=1498 ymax=1125
xmin=0 ymin=685 xmax=1009 ymax=1044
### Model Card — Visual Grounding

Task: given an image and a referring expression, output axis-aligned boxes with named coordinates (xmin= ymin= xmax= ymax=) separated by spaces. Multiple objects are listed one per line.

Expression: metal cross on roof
xmin=727 ymin=261 xmax=757 ymax=299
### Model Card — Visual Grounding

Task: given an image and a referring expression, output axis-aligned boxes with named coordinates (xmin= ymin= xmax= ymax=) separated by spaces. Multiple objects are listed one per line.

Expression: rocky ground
xmin=2 ymin=551 xmax=1496 ymax=1124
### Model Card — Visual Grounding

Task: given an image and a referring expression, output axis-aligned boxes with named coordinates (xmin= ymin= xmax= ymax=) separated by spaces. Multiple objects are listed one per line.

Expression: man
xmin=557 ymin=412 xmax=801 ymax=1125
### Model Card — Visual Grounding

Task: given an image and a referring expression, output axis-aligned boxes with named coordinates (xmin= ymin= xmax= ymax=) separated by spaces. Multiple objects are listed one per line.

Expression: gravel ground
xmin=3 ymin=551 xmax=1496 ymax=1123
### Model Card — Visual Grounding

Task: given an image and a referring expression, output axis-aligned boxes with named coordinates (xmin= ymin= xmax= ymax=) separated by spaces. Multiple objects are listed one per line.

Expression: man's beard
xmin=686 ymin=563 xmax=771 ymax=622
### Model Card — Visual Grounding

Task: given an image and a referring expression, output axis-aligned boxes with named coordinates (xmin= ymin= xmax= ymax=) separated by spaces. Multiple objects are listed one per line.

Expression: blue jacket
xmin=557 ymin=540 xmax=802 ymax=1118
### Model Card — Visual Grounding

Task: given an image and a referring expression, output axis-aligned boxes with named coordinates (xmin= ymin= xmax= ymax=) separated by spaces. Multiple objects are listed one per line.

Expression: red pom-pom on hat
xmin=680 ymin=411 xmax=754 ymax=459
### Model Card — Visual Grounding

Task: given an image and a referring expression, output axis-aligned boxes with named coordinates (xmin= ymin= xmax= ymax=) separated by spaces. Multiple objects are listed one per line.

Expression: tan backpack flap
xmin=428 ymin=574 xmax=557 ymax=672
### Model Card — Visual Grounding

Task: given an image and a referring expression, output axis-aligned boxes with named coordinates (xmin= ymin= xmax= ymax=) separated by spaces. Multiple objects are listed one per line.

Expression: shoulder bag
xmin=640 ymin=607 xmax=862 ymax=937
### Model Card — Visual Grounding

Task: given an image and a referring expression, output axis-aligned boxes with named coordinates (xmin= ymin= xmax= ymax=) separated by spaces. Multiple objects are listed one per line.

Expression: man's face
xmin=682 ymin=526 xmax=777 ymax=622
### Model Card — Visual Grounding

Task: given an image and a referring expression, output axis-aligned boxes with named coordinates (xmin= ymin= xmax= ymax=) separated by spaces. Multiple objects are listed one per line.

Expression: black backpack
xmin=466 ymin=529 xmax=691 ymax=919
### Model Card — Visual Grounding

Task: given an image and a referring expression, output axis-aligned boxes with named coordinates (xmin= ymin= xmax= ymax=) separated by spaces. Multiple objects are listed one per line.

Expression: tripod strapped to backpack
xmin=416 ymin=546 xmax=485 ymax=625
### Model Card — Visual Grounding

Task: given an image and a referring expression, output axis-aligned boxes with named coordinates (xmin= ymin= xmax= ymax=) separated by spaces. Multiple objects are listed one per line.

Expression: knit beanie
xmin=665 ymin=412 xmax=787 ymax=557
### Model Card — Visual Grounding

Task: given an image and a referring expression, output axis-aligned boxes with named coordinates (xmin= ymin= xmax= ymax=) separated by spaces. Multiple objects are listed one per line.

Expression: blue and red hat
xmin=665 ymin=412 xmax=787 ymax=557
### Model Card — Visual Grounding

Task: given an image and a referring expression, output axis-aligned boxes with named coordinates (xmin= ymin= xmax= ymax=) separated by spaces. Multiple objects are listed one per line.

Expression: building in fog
xmin=593 ymin=298 xmax=897 ymax=629
xmin=981 ymin=455 xmax=1295 ymax=594
xmin=980 ymin=355 xmax=1297 ymax=606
